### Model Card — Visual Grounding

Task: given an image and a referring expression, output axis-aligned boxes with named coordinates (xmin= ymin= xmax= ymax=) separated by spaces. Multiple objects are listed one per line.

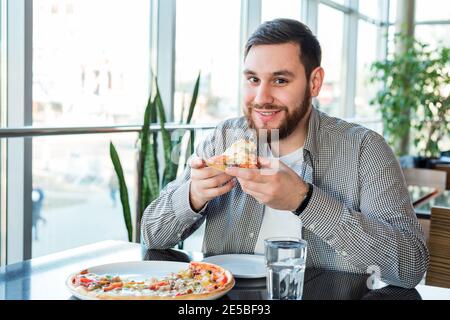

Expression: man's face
xmin=243 ymin=43 xmax=311 ymax=140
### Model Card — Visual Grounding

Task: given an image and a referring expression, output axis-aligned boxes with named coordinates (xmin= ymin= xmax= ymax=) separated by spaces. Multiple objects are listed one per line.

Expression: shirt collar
xmin=303 ymin=106 xmax=320 ymax=163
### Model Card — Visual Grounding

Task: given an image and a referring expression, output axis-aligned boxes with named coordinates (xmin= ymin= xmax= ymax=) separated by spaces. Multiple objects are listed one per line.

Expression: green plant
xmin=110 ymin=73 xmax=201 ymax=242
xmin=369 ymin=33 xmax=450 ymax=157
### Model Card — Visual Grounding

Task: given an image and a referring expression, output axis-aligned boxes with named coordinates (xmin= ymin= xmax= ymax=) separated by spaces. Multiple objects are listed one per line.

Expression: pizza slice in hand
xmin=205 ymin=139 xmax=260 ymax=171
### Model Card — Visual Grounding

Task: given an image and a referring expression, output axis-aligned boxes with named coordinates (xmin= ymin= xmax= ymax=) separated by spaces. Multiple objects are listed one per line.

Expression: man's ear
xmin=309 ymin=67 xmax=324 ymax=98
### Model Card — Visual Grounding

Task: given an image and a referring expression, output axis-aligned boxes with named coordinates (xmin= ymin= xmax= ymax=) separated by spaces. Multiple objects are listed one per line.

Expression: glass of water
xmin=264 ymin=237 xmax=307 ymax=300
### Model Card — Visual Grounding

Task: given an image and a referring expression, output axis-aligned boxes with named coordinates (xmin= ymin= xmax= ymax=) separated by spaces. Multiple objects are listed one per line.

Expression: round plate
xmin=202 ymin=254 xmax=266 ymax=279
xmin=66 ymin=261 xmax=234 ymax=300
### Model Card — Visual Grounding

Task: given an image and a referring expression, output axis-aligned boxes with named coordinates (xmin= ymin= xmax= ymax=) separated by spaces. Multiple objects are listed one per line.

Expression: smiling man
xmin=141 ymin=19 xmax=429 ymax=289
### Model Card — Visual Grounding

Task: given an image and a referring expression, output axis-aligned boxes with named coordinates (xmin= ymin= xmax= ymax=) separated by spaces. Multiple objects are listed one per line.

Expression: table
xmin=414 ymin=190 xmax=450 ymax=219
xmin=408 ymin=185 xmax=439 ymax=208
xmin=1 ymin=240 xmax=449 ymax=300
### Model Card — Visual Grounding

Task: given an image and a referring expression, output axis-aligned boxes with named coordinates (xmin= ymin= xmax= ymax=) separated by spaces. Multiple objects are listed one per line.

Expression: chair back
xmin=403 ymin=168 xmax=446 ymax=192
xmin=425 ymin=206 xmax=450 ymax=288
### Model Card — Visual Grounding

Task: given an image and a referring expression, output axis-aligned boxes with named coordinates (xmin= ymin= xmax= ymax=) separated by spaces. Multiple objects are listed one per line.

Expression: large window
xmin=415 ymin=0 xmax=450 ymax=21
xmin=174 ymin=0 xmax=241 ymax=124
xmin=359 ymin=0 xmax=383 ymax=19
xmin=355 ymin=19 xmax=379 ymax=119
xmin=32 ymin=133 xmax=133 ymax=257
xmin=415 ymin=25 xmax=450 ymax=49
xmin=316 ymin=3 xmax=344 ymax=117
xmin=33 ymin=0 xmax=151 ymax=127
xmin=31 ymin=0 xmax=151 ymax=257
xmin=261 ymin=0 xmax=302 ymax=22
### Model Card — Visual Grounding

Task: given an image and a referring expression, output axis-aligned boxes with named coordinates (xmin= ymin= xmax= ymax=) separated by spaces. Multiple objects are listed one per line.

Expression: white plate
xmin=66 ymin=261 xmax=233 ymax=300
xmin=202 ymin=254 xmax=266 ymax=279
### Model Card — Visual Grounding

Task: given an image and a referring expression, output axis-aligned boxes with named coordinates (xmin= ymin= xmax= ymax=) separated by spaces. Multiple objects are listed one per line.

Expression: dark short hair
xmin=244 ymin=18 xmax=322 ymax=80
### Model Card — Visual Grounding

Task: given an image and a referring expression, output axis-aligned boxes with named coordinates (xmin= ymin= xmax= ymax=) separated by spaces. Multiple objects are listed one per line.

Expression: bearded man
xmin=141 ymin=18 xmax=428 ymax=289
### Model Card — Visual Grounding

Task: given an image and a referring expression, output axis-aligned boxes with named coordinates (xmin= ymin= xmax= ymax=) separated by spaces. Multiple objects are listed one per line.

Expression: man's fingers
xmin=200 ymin=174 xmax=234 ymax=189
xmin=237 ymin=178 xmax=266 ymax=195
xmin=189 ymin=156 xmax=206 ymax=169
xmin=203 ymin=179 xmax=235 ymax=198
xmin=225 ymin=167 xmax=263 ymax=182
xmin=240 ymin=184 xmax=266 ymax=204
xmin=191 ymin=166 xmax=226 ymax=180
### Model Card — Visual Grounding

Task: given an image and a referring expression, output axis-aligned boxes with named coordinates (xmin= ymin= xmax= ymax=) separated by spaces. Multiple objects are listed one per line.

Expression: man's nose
xmin=254 ymin=83 xmax=274 ymax=106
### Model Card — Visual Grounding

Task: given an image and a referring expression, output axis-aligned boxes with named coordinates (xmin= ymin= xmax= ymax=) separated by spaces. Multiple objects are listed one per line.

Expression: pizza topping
xmin=205 ymin=139 xmax=259 ymax=170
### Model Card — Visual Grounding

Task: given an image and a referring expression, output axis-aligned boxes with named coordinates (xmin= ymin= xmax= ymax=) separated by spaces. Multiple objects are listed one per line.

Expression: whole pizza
xmin=67 ymin=261 xmax=234 ymax=300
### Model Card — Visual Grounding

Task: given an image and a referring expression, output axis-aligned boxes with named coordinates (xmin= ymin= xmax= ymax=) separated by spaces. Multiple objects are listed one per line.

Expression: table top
xmin=1 ymin=240 xmax=449 ymax=300
xmin=408 ymin=185 xmax=438 ymax=207
xmin=414 ymin=190 xmax=450 ymax=218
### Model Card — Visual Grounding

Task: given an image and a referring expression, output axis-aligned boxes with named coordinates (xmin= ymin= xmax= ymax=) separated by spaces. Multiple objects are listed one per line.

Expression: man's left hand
xmin=225 ymin=157 xmax=309 ymax=211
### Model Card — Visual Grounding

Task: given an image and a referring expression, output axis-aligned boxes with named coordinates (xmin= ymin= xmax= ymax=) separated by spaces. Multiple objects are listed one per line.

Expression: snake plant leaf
xmin=186 ymin=72 xmax=201 ymax=124
xmin=110 ymin=142 xmax=132 ymax=242
xmin=139 ymin=94 xmax=158 ymax=218
xmin=154 ymin=80 xmax=176 ymax=187
xmin=144 ymin=138 xmax=160 ymax=205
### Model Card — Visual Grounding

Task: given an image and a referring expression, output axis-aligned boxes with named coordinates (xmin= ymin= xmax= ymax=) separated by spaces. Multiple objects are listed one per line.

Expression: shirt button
xmin=309 ymin=223 xmax=315 ymax=231
xmin=341 ymin=250 xmax=348 ymax=257
xmin=192 ymin=216 xmax=198 ymax=221
xmin=249 ymin=232 xmax=254 ymax=238
xmin=177 ymin=233 xmax=182 ymax=238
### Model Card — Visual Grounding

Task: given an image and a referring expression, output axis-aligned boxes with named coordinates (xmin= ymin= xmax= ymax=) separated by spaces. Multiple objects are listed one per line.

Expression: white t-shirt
xmin=254 ymin=147 xmax=304 ymax=254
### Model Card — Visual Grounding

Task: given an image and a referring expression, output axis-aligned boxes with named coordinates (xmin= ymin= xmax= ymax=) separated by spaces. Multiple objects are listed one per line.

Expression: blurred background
xmin=0 ymin=0 xmax=449 ymax=265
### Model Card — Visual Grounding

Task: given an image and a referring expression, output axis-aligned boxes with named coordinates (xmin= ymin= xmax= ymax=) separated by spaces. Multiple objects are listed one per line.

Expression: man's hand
xmin=189 ymin=156 xmax=235 ymax=211
xmin=225 ymin=157 xmax=308 ymax=211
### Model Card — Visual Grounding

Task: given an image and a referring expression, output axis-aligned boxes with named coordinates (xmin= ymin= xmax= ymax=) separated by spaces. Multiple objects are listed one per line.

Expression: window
xmin=355 ymin=19 xmax=379 ymax=119
xmin=316 ymin=4 xmax=344 ymax=117
xmin=0 ymin=0 xmax=5 ymax=265
xmin=261 ymin=0 xmax=302 ymax=22
xmin=31 ymin=0 xmax=152 ymax=257
xmin=174 ymin=0 xmax=241 ymax=124
xmin=33 ymin=0 xmax=151 ymax=127
xmin=415 ymin=25 xmax=450 ymax=49
xmin=359 ymin=0 xmax=383 ymax=20
xmin=415 ymin=0 xmax=450 ymax=22
xmin=389 ymin=0 xmax=397 ymax=23
xmin=32 ymin=133 xmax=133 ymax=257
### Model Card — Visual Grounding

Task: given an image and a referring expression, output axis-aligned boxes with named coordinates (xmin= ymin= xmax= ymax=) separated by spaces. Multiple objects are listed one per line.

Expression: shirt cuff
xmin=171 ymin=180 xmax=208 ymax=226
xmin=300 ymin=185 xmax=344 ymax=240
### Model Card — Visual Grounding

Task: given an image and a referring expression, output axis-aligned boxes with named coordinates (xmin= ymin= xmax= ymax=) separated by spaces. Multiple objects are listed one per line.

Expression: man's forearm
xmin=141 ymin=180 xmax=207 ymax=249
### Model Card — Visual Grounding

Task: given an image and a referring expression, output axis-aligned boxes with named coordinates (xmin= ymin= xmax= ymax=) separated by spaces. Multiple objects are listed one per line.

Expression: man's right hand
xmin=189 ymin=156 xmax=235 ymax=212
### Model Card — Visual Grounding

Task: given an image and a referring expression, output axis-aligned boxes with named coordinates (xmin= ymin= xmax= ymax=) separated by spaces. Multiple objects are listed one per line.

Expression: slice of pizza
xmin=205 ymin=139 xmax=259 ymax=171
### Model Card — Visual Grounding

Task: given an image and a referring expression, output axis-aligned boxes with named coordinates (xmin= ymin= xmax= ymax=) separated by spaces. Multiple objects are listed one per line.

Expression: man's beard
xmin=244 ymin=86 xmax=312 ymax=143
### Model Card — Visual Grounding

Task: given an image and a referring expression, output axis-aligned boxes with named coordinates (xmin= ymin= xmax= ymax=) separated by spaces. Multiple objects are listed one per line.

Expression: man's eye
xmin=247 ymin=77 xmax=259 ymax=84
xmin=274 ymin=78 xmax=288 ymax=85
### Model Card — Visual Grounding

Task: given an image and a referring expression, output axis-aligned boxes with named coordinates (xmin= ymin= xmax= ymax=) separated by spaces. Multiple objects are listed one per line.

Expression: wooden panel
xmin=426 ymin=206 xmax=450 ymax=288
xmin=403 ymin=168 xmax=447 ymax=192
xmin=434 ymin=164 xmax=450 ymax=190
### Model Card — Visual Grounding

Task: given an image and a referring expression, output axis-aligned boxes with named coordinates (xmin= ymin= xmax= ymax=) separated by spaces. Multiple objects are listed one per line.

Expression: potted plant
xmin=369 ymin=33 xmax=450 ymax=167
xmin=110 ymin=73 xmax=200 ymax=243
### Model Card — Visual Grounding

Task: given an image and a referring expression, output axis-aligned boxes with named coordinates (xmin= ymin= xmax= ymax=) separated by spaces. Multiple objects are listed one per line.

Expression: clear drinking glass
xmin=264 ymin=237 xmax=308 ymax=300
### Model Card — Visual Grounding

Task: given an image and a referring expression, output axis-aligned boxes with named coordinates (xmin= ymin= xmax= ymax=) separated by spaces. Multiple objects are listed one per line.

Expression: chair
xmin=425 ymin=206 xmax=450 ymax=288
xmin=402 ymin=168 xmax=447 ymax=192
xmin=433 ymin=164 xmax=450 ymax=190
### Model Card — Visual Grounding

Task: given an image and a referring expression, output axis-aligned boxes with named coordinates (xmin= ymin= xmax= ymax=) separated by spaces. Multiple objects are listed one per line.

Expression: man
xmin=141 ymin=19 xmax=428 ymax=289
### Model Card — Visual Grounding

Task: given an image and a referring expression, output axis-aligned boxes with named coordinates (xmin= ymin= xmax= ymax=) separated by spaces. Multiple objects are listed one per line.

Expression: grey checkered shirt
xmin=141 ymin=107 xmax=429 ymax=289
